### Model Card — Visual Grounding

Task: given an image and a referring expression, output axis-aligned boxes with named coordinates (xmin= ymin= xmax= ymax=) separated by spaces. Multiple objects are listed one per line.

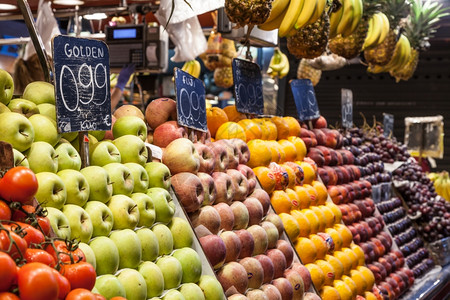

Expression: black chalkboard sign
xmin=290 ymin=79 xmax=320 ymax=121
xmin=174 ymin=68 xmax=207 ymax=132
xmin=341 ymin=88 xmax=353 ymax=128
xmin=232 ymin=58 xmax=264 ymax=115
xmin=52 ymin=35 xmax=111 ymax=133
xmin=383 ymin=113 xmax=394 ymax=137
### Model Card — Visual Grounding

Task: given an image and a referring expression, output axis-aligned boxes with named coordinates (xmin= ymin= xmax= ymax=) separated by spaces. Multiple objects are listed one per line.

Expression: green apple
xmin=109 ymin=229 xmax=142 ymax=269
xmin=22 ymin=81 xmax=55 ymax=105
xmin=45 ymin=207 xmax=71 ymax=239
xmin=138 ymin=261 xmax=164 ymax=298
xmin=12 ymin=148 xmax=29 ymax=167
xmin=89 ymin=236 xmax=120 ymax=275
xmin=0 ymin=69 xmax=13 ymax=105
xmin=114 ymin=135 xmax=148 ymax=165
xmin=162 ymin=290 xmax=185 ymax=300
xmin=197 ymin=275 xmax=226 ymax=300
xmin=151 ymin=223 xmax=173 ymax=256
xmin=62 ymin=204 xmax=93 ymax=243
xmin=116 ymin=268 xmax=147 ymax=300
xmin=0 ymin=102 xmax=10 ymax=113
xmin=179 ymin=283 xmax=206 ymax=300
xmin=57 ymin=169 xmax=90 ymax=206
xmin=55 ymin=142 xmax=81 ymax=171
xmin=156 ymin=255 xmax=183 ymax=290
xmin=135 ymin=227 xmax=159 ymax=262
xmin=103 ymin=163 xmax=134 ymax=196
xmin=37 ymin=103 xmax=56 ymax=120
xmin=94 ymin=274 xmax=126 ymax=299
xmin=89 ymin=130 xmax=106 ymax=141
xmin=80 ymin=166 xmax=113 ymax=203
xmin=35 ymin=172 xmax=67 ymax=208
xmin=28 ymin=114 xmax=61 ymax=146
xmin=7 ymin=98 xmax=39 ymax=117
xmin=71 ymin=133 xmax=98 ymax=154
xmin=107 ymin=194 xmax=139 ymax=230
xmin=168 ymin=217 xmax=194 ymax=249
xmin=172 ymin=247 xmax=202 ymax=284
xmin=83 ymin=201 xmax=114 ymax=237
xmin=62 ymin=131 xmax=78 ymax=142
xmin=89 ymin=141 xmax=121 ymax=166
xmin=131 ymin=193 xmax=155 ymax=227
xmin=113 ymin=116 xmax=147 ymax=141
xmin=147 ymin=187 xmax=175 ymax=224
xmin=78 ymin=242 xmax=96 ymax=270
xmin=144 ymin=162 xmax=171 ymax=190
xmin=125 ymin=163 xmax=149 ymax=193
xmin=0 ymin=112 xmax=35 ymax=152
xmin=26 ymin=141 xmax=58 ymax=173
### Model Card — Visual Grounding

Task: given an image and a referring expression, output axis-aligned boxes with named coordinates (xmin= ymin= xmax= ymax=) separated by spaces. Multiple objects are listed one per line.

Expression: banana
xmin=346 ymin=0 xmax=363 ymax=36
xmin=308 ymin=0 xmax=327 ymax=26
xmin=395 ymin=35 xmax=412 ymax=70
xmin=295 ymin=0 xmax=318 ymax=29
xmin=279 ymin=0 xmax=305 ymax=37
xmin=271 ymin=49 xmax=288 ymax=72
xmin=279 ymin=59 xmax=290 ymax=78
xmin=363 ymin=13 xmax=382 ymax=50
xmin=259 ymin=6 xmax=289 ymax=31
xmin=191 ymin=60 xmax=201 ymax=78
xmin=329 ymin=5 xmax=344 ymax=38
xmin=336 ymin=0 xmax=355 ymax=36
xmin=375 ymin=12 xmax=390 ymax=46
xmin=263 ymin=0 xmax=291 ymax=24
xmin=181 ymin=60 xmax=192 ymax=73
xmin=383 ymin=37 xmax=405 ymax=71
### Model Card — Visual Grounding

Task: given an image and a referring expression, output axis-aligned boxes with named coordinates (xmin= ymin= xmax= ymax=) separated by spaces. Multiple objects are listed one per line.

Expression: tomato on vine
xmin=0 ymin=167 xmax=38 ymax=204
xmin=45 ymin=240 xmax=86 ymax=264
xmin=49 ymin=268 xmax=71 ymax=300
xmin=0 ymin=292 xmax=20 ymax=300
xmin=10 ymin=204 xmax=51 ymax=236
xmin=65 ymin=288 xmax=97 ymax=300
xmin=0 ymin=229 xmax=27 ymax=260
xmin=17 ymin=262 xmax=59 ymax=300
xmin=0 ymin=200 xmax=11 ymax=220
xmin=3 ymin=222 xmax=45 ymax=247
xmin=60 ymin=261 xmax=96 ymax=291
xmin=0 ymin=252 xmax=17 ymax=292
xmin=24 ymin=248 xmax=56 ymax=267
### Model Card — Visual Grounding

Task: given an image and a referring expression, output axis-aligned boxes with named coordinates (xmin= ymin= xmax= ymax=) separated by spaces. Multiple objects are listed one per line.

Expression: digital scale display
xmin=113 ymin=28 xmax=137 ymax=39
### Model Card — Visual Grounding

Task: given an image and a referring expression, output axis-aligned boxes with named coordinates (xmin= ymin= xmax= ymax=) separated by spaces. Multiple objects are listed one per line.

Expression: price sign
xmin=341 ymin=88 xmax=353 ymax=128
xmin=290 ymin=79 xmax=320 ymax=121
xmin=52 ymin=35 xmax=111 ymax=133
xmin=174 ymin=68 xmax=207 ymax=132
xmin=232 ymin=58 xmax=264 ymax=115
xmin=383 ymin=113 xmax=394 ymax=137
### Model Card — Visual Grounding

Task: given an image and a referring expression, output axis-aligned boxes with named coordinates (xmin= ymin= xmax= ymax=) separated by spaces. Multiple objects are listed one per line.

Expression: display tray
xmin=399 ymin=264 xmax=450 ymax=300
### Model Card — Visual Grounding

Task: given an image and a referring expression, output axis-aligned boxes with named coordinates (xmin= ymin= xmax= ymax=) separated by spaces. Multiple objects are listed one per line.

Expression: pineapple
xmin=364 ymin=0 xmax=411 ymax=66
xmin=329 ymin=0 xmax=382 ymax=59
xmin=225 ymin=0 xmax=273 ymax=27
xmin=287 ymin=11 xmax=330 ymax=59
xmin=214 ymin=67 xmax=234 ymax=88
xmin=391 ymin=0 xmax=449 ymax=81
xmin=297 ymin=59 xmax=322 ymax=86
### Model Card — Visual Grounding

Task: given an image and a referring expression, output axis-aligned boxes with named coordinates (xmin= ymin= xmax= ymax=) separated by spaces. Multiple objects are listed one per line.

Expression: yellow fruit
xmin=283 ymin=167 xmax=297 ymax=189
xmin=320 ymin=286 xmax=342 ymax=300
xmin=325 ymin=228 xmax=344 ymax=251
xmin=304 ymin=184 xmax=319 ymax=207
xmin=253 ymin=118 xmax=270 ymax=140
xmin=333 ymin=280 xmax=353 ymax=300
xmin=290 ymin=210 xmax=312 ymax=237
xmin=253 ymin=166 xmax=276 ymax=194
xmin=312 ymin=180 xmax=328 ymax=205
xmin=264 ymin=120 xmax=278 ymax=140
xmin=315 ymin=259 xmax=336 ymax=286
xmin=215 ymin=121 xmax=246 ymax=141
xmin=271 ymin=190 xmax=293 ymax=214
xmin=306 ymin=263 xmax=326 ymax=290
xmin=238 ymin=119 xmax=262 ymax=141
xmin=350 ymin=269 xmax=368 ymax=295
xmin=223 ymin=105 xmax=246 ymax=122
xmin=357 ymin=266 xmax=375 ymax=291
xmin=287 ymin=136 xmax=307 ymax=161
xmin=296 ymin=237 xmax=317 ymax=264
xmin=283 ymin=116 xmax=302 ymax=137
xmin=342 ymin=248 xmax=359 ymax=270
xmin=325 ymin=254 xmax=344 ymax=280
xmin=206 ymin=107 xmax=229 ymax=138
xmin=341 ymin=275 xmax=357 ymax=299
xmin=247 ymin=139 xmax=272 ymax=168
xmin=334 ymin=224 xmax=353 ymax=248
xmin=278 ymin=139 xmax=297 ymax=162
xmin=297 ymin=161 xmax=316 ymax=184
xmin=350 ymin=244 xmax=365 ymax=266
xmin=266 ymin=140 xmax=286 ymax=163
xmin=279 ymin=213 xmax=300 ymax=242
xmin=309 ymin=234 xmax=328 ymax=260
xmin=333 ymin=251 xmax=352 ymax=276
xmin=310 ymin=206 xmax=327 ymax=233
xmin=320 ymin=205 xmax=336 ymax=228
xmin=293 ymin=185 xmax=312 ymax=209
xmin=301 ymin=208 xmax=320 ymax=234
xmin=326 ymin=202 xmax=342 ymax=224
xmin=270 ymin=116 xmax=290 ymax=140
xmin=364 ymin=291 xmax=378 ymax=300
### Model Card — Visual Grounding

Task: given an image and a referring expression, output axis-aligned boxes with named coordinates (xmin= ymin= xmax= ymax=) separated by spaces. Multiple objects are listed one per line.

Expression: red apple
xmin=237 ymin=164 xmax=257 ymax=195
xmin=145 ymin=97 xmax=177 ymax=129
xmin=229 ymin=138 xmax=250 ymax=165
xmin=212 ymin=172 xmax=235 ymax=204
xmin=228 ymin=294 xmax=248 ymax=300
xmin=214 ymin=203 xmax=235 ymax=231
xmin=239 ymin=257 xmax=264 ymax=289
xmin=220 ymin=230 xmax=242 ymax=263
xmin=266 ymin=249 xmax=287 ymax=279
xmin=283 ymin=269 xmax=304 ymax=299
xmin=227 ymin=169 xmax=249 ymax=201
xmin=250 ymin=189 xmax=271 ymax=216
xmin=162 ymin=138 xmax=200 ymax=174
xmin=276 ymin=240 xmax=294 ymax=268
xmin=194 ymin=142 xmax=216 ymax=174
xmin=261 ymin=284 xmax=282 ymax=300
xmin=247 ymin=225 xmax=269 ymax=256
xmin=153 ymin=121 xmax=187 ymax=148
xmin=291 ymin=263 xmax=312 ymax=291
xmin=255 ymin=255 xmax=275 ymax=284
xmin=217 ymin=262 xmax=249 ymax=294
xmin=216 ymin=139 xmax=239 ymax=169
xmin=230 ymin=201 xmax=249 ymax=230
xmin=171 ymin=172 xmax=203 ymax=212
xmin=104 ymin=115 xmax=116 ymax=140
xmin=114 ymin=104 xmax=145 ymax=120
xmin=200 ymin=234 xmax=227 ymax=269
xmin=261 ymin=221 xmax=280 ymax=249
xmin=194 ymin=224 xmax=213 ymax=238
xmin=197 ymin=172 xmax=217 ymax=206
xmin=235 ymin=229 xmax=255 ymax=259
xmin=244 ymin=197 xmax=264 ymax=226
xmin=209 ymin=142 xmax=230 ymax=172
xmin=190 ymin=206 xmax=221 ymax=235
xmin=272 ymin=277 xmax=294 ymax=300
xmin=246 ymin=289 xmax=268 ymax=300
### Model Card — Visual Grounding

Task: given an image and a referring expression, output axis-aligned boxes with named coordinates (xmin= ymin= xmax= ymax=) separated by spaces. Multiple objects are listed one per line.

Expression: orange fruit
xmin=287 ymin=136 xmax=307 ymax=161
xmin=293 ymin=186 xmax=311 ymax=209
xmin=333 ymin=251 xmax=352 ymax=276
xmin=283 ymin=116 xmax=302 ymax=137
xmin=264 ymin=120 xmax=278 ymax=140
xmin=305 ymin=263 xmax=325 ymax=290
xmin=333 ymin=280 xmax=353 ymax=300
xmin=285 ymin=188 xmax=301 ymax=208
xmin=223 ymin=105 xmax=246 ymax=122
xmin=342 ymin=247 xmax=359 ymax=270
xmin=326 ymin=202 xmax=342 ymax=224
xmin=320 ymin=286 xmax=342 ymax=300
xmin=290 ymin=210 xmax=311 ymax=237
xmin=237 ymin=119 xmax=262 ymax=141
xmin=320 ymin=205 xmax=336 ymax=228
xmin=296 ymin=237 xmax=317 ymax=264
xmin=312 ymin=180 xmax=328 ymax=205
xmin=325 ymin=254 xmax=344 ymax=280
xmin=316 ymin=259 xmax=336 ymax=286
xmin=278 ymin=139 xmax=297 ymax=162
xmin=334 ymin=224 xmax=353 ymax=248
xmin=301 ymin=208 xmax=320 ymax=234
xmin=253 ymin=166 xmax=276 ymax=194
xmin=364 ymin=291 xmax=378 ymax=300
xmin=350 ymin=269 xmax=368 ymax=295
xmin=297 ymin=161 xmax=317 ymax=184
xmin=206 ymin=107 xmax=228 ymax=138
xmin=266 ymin=140 xmax=286 ymax=163
xmin=271 ymin=190 xmax=293 ymax=214
xmin=283 ymin=161 xmax=305 ymax=186
xmin=247 ymin=139 xmax=271 ymax=168
xmin=325 ymin=228 xmax=344 ymax=251
xmin=309 ymin=234 xmax=328 ymax=260
xmin=252 ymin=118 xmax=270 ymax=140
xmin=282 ymin=165 xmax=297 ymax=189
xmin=341 ymin=275 xmax=357 ymax=299
xmin=215 ymin=121 xmax=246 ymax=141
xmin=310 ymin=206 xmax=327 ymax=233
xmin=269 ymin=162 xmax=289 ymax=190
xmin=350 ymin=244 xmax=365 ymax=266
xmin=279 ymin=213 xmax=300 ymax=242
xmin=357 ymin=266 xmax=375 ymax=291
xmin=270 ymin=116 xmax=290 ymax=140
xmin=304 ymin=184 xmax=319 ymax=206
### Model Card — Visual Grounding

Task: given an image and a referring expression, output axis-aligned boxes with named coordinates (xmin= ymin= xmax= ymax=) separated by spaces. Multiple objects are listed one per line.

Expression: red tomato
xmin=0 ymin=167 xmax=38 ymax=204
xmin=11 ymin=205 xmax=51 ymax=237
xmin=45 ymin=240 xmax=86 ymax=264
xmin=49 ymin=268 xmax=71 ymax=300
xmin=0 ymin=200 xmax=11 ymax=220
xmin=24 ymin=248 xmax=56 ymax=267
xmin=60 ymin=262 xmax=96 ymax=291
xmin=65 ymin=288 xmax=97 ymax=300
xmin=0 ymin=230 xmax=27 ymax=260
xmin=0 ymin=252 xmax=17 ymax=292
xmin=0 ymin=292 xmax=20 ymax=300
xmin=94 ymin=294 xmax=107 ymax=300
xmin=110 ymin=297 xmax=127 ymax=300
xmin=17 ymin=262 xmax=59 ymax=300
xmin=3 ymin=222 xmax=45 ymax=247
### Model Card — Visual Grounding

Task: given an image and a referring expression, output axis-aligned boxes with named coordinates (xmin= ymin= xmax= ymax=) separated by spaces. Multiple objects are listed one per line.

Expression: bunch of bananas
xmin=329 ymin=0 xmax=364 ymax=38
xmin=362 ymin=12 xmax=390 ymax=50
xmin=181 ymin=60 xmax=201 ymax=78
xmin=258 ymin=0 xmax=328 ymax=36
xmin=429 ymin=171 xmax=450 ymax=201
xmin=368 ymin=34 xmax=412 ymax=74
xmin=267 ymin=48 xmax=290 ymax=79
